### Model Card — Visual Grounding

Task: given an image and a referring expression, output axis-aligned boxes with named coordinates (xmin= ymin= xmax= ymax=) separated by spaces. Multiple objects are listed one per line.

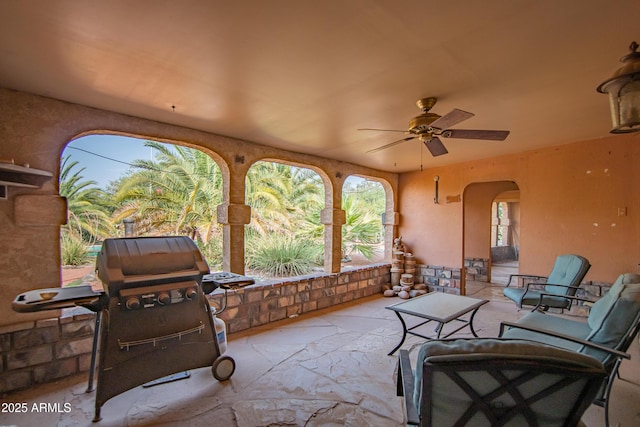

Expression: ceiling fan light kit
xmin=597 ymin=41 xmax=640 ymax=134
xmin=362 ymin=97 xmax=510 ymax=157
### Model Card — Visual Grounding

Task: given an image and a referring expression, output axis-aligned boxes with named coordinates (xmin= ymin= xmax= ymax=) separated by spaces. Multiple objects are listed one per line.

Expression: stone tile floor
xmin=1 ymin=281 xmax=638 ymax=426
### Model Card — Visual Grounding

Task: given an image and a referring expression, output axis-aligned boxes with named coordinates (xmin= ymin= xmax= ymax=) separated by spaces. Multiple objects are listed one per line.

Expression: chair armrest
xmin=523 ymin=282 xmax=581 ymax=294
xmin=506 ymin=274 xmax=548 ymax=288
xmin=498 ymin=321 xmax=630 ymax=360
xmin=397 ymin=349 xmax=420 ymax=425
xmin=532 ymin=292 xmax=591 ymax=312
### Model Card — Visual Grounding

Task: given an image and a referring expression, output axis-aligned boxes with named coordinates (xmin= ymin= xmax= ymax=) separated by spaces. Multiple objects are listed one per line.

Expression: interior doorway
xmin=462 ymin=181 xmax=519 ymax=294
xmin=490 ymin=190 xmax=520 ymax=285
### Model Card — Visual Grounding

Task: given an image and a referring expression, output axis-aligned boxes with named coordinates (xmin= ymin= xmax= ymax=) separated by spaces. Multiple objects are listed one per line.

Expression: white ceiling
xmin=0 ymin=0 xmax=638 ymax=172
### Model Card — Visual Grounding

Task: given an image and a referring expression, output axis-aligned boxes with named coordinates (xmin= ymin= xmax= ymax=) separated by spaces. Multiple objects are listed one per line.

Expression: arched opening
xmin=462 ymin=180 xmax=519 ymax=295
xmin=59 ymin=134 xmax=226 ymax=286
xmin=340 ymin=175 xmax=386 ymax=269
xmin=244 ymin=160 xmax=325 ymax=279
xmin=490 ymin=190 xmax=520 ymax=285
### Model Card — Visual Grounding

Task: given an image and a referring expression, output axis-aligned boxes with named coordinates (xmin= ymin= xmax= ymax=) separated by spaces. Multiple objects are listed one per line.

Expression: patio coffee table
xmin=386 ymin=292 xmax=489 ymax=355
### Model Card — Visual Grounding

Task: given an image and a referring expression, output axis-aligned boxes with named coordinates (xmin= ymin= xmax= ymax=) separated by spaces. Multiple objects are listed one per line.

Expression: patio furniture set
xmin=392 ymin=254 xmax=640 ymax=427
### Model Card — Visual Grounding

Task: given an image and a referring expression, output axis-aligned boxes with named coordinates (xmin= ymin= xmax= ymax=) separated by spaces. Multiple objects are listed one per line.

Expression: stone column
xmin=382 ymin=210 xmax=400 ymax=261
xmin=320 ymin=207 xmax=346 ymax=273
xmin=217 ymin=203 xmax=251 ymax=274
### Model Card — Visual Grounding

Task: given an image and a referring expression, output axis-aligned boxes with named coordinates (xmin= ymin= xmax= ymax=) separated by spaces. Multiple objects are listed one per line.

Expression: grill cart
xmin=13 ymin=236 xmax=237 ymax=422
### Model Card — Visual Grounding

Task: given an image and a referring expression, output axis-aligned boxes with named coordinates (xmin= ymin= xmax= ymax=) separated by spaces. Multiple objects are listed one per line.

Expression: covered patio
xmin=1 ymin=2 xmax=639 ymax=426
xmin=2 ymin=280 xmax=638 ymax=426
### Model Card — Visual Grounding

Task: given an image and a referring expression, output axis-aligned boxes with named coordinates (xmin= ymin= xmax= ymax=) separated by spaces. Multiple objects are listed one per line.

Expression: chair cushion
xmin=586 ymin=279 xmax=640 ymax=352
xmin=521 ymin=290 xmax=573 ymax=308
xmin=501 ymin=311 xmax=592 ymax=352
xmin=502 ymin=286 xmax=525 ymax=303
xmin=504 ymin=274 xmax=640 ymax=362
xmin=502 ymin=287 xmax=559 ymax=308
xmin=545 ymin=254 xmax=590 ymax=295
xmin=587 ymin=273 xmax=640 ymax=331
xmin=413 ymin=338 xmax=602 ymax=416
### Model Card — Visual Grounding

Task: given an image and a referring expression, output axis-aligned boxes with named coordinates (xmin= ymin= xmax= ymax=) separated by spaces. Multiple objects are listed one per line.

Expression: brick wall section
xmin=0 ymin=313 xmax=96 ymax=395
xmin=0 ymin=264 xmax=390 ymax=394
xmin=414 ymin=264 xmax=463 ymax=295
xmin=464 ymin=258 xmax=490 ymax=282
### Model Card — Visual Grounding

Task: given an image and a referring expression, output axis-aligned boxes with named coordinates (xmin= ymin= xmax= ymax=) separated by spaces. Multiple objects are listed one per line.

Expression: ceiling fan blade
xmin=441 ymin=129 xmax=510 ymax=141
xmin=358 ymin=128 xmax=408 ymax=133
xmin=366 ymin=136 xmax=416 ymax=153
xmin=424 ymin=137 xmax=448 ymax=157
xmin=429 ymin=109 xmax=474 ymax=130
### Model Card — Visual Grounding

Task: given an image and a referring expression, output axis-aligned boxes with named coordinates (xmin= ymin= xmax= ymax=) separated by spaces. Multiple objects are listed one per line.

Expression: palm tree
xmin=341 ymin=193 xmax=383 ymax=260
xmin=59 ymin=155 xmax=115 ymax=265
xmin=59 ymin=155 xmax=115 ymax=241
xmin=245 ymin=163 xmax=324 ymax=235
xmin=245 ymin=162 xmax=295 ymax=237
xmin=112 ymin=142 xmax=224 ymax=265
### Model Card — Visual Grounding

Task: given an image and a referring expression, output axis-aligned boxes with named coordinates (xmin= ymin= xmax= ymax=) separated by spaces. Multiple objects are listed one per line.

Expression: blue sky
xmin=63 ymin=134 xmax=159 ymax=188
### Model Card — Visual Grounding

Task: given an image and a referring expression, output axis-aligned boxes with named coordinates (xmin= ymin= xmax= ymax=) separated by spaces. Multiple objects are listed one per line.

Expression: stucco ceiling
xmin=0 ymin=0 xmax=638 ymax=173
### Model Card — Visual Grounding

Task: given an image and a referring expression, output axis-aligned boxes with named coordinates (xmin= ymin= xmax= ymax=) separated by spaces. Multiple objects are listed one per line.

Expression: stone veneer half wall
xmin=0 ymin=264 xmax=389 ymax=394
xmin=464 ymin=257 xmax=490 ymax=283
xmin=413 ymin=264 xmax=463 ymax=294
xmin=1 ymin=263 xmax=614 ymax=394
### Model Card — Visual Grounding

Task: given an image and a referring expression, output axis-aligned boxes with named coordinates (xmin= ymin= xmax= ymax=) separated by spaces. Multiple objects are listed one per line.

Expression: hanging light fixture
xmin=596 ymin=41 xmax=640 ymax=133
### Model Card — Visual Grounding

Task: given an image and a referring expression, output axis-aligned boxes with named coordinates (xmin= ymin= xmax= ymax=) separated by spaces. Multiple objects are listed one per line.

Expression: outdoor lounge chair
xmin=500 ymin=273 xmax=640 ymax=427
xmin=503 ymin=254 xmax=590 ymax=311
xmin=397 ymin=338 xmax=606 ymax=427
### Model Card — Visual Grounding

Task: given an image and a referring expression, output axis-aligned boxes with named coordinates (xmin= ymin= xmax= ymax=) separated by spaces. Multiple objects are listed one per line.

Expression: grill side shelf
xmin=117 ymin=322 xmax=205 ymax=351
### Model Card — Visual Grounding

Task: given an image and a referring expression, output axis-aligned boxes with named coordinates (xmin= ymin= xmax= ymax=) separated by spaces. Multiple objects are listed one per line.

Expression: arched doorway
xmin=462 ymin=181 xmax=519 ymax=294
xmin=490 ymin=190 xmax=520 ymax=285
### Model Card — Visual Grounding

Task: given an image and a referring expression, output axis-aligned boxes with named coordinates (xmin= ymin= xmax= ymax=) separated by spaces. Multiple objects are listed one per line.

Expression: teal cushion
xmin=501 ymin=287 xmax=570 ymax=308
xmin=586 ymin=282 xmax=640 ymax=355
xmin=587 ymin=273 xmax=640 ymax=331
xmin=501 ymin=311 xmax=591 ymax=352
xmin=521 ymin=290 xmax=572 ymax=308
xmin=503 ymin=286 xmax=525 ymax=302
xmin=545 ymin=254 xmax=590 ymax=295
xmin=413 ymin=338 xmax=602 ymax=417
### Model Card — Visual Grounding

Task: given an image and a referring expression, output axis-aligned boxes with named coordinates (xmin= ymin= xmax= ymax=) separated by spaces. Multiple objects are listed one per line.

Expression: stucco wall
xmin=398 ymin=135 xmax=640 ymax=284
xmin=0 ymin=88 xmax=398 ymax=327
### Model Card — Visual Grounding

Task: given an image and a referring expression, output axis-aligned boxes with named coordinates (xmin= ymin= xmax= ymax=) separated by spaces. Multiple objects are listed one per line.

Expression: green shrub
xmin=197 ymin=238 xmax=223 ymax=271
xmin=61 ymin=232 xmax=89 ymax=266
xmin=246 ymin=234 xmax=322 ymax=277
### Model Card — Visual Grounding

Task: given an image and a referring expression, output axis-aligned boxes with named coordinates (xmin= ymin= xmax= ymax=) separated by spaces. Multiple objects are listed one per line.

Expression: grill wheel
xmin=212 ymin=355 xmax=236 ymax=381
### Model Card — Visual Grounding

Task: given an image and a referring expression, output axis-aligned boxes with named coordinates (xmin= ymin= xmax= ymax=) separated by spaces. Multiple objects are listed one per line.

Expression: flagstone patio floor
xmin=1 ymin=280 xmax=638 ymax=426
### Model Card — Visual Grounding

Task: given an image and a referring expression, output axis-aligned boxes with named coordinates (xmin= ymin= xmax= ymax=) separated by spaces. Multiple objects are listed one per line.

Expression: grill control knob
xmin=125 ymin=297 xmax=141 ymax=310
xmin=184 ymin=288 xmax=197 ymax=300
xmin=157 ymin=292 xmax=171 ymax=305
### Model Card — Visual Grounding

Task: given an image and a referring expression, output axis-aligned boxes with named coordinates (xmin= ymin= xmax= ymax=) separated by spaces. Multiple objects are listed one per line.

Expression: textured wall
xmin=398 ymin=135 xmax=640 ymax=283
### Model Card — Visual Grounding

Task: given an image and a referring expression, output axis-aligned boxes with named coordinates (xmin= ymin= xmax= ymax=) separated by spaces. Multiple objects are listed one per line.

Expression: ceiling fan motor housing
xmin=408 ymin=112 xmax=440 ymax=134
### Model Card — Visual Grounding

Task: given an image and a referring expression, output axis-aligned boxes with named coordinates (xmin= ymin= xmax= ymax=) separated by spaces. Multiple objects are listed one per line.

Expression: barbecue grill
xmin=12 ymin=236 xmax=255 ymax=422
xmin=91 ymin=236 xmax=235 ymax=421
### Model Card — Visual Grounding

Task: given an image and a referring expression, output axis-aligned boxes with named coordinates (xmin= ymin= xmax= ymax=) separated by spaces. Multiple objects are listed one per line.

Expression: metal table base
xmin=386 ymin=292 xmax=488 ymax=355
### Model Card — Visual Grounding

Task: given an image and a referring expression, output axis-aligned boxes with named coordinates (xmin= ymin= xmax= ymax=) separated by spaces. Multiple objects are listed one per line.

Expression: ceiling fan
xmin=360 ymin=97 xmax=510 ymax=157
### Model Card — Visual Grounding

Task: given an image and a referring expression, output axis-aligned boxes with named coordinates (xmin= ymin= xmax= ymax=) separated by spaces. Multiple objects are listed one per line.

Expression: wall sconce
xmin=597 ymin=41 xmax=640 ymax=133
xmin=433 ymin=175 xmax=439 ymax=204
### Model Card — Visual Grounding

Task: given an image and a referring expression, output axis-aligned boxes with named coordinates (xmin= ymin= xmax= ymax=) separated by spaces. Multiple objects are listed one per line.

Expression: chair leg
xmin=601 ymin=359 xmax=622 ymax=427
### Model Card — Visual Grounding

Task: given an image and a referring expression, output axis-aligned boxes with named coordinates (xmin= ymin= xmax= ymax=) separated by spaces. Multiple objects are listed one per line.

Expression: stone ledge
xmin=207 ymin=264 xmax=390 ymax=334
